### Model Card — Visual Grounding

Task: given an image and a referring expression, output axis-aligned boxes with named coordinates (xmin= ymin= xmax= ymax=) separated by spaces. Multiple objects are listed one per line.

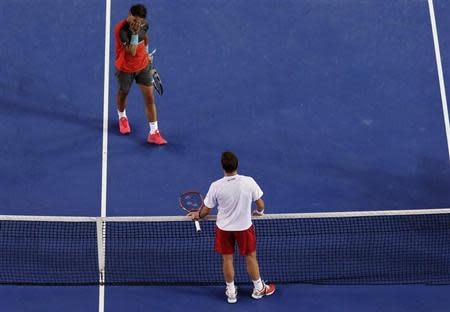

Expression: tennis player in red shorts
xmin=114 ymin=4 xmax=167 ymax=144
xmin=190 ymin=151 xmax=275 ymax=303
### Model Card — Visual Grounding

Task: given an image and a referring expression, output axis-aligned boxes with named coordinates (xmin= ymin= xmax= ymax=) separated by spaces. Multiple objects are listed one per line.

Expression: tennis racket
xmin=179 ymin=191 xmax=204 ymax=232
xmin=152 ymin=69 xmax=163 ymax=95
xmin=148 ymin=48 xmax=164 ymax=96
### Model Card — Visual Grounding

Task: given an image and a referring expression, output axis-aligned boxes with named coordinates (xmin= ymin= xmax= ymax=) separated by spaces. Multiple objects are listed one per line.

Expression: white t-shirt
xmin=203 ymin=174 xmax=263 ymax=231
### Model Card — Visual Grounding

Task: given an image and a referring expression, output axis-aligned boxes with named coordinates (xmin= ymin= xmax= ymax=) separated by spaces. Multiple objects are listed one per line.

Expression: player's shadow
xmin=107 ymin=118 xmax=187 ymax=154
xmin=108 ymin=118 xmax=125 ymax=137
xmin=173 ymin=285 xmax=256 ymax=303
xmin=0 ymin=97 xmax=103 ymax=132
xmin=1 ymin=97 xmax=186 ymax=155
xmin=138 ymin=131 xmax=188 ymax=155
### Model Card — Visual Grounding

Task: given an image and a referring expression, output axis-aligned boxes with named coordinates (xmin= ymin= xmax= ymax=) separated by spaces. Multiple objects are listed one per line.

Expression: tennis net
xmin=0 ymin=209 xmax=450 ymax=285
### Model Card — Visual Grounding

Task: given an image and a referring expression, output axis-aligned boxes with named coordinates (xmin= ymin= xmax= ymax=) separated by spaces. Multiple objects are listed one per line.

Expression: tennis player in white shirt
xmin=189 ymin=151 xmax=275 ymax=303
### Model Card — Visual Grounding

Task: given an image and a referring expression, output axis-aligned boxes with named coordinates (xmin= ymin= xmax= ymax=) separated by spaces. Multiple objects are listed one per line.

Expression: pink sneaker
xmin=251 ymin=282 xmax=275 ymax=299
xmin=147 ymin=130 xmax=167 ymax=145
xmin=119 ymin=117 xmax=131 ymax=135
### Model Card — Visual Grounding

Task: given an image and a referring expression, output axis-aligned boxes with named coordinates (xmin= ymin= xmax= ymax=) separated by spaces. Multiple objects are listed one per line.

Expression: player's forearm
xmin=198 ymin=207 xmax=212 ymax=219
xmin=125 ymin=44 xmax=138 ymax=56
xmin=255 ymin=199 xmax=265 ymax=212
xmin=125 ymin=33 xmax=140 ymax=56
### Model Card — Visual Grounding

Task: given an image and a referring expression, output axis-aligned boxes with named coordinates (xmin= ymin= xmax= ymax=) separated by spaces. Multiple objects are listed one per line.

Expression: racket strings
xmin=180 ymin=197 xmax=202 ymax=210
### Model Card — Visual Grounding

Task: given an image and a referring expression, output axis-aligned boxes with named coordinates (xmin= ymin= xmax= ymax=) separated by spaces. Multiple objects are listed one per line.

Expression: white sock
xmin=226 ymin=281 xmax=235 ymax=294
xmin=118 ymin=109 xmax=127 ymax=119
xmin=149 ymin=121 xmax=158 ymax=134
xmin=253 ymin=278 xmax=264 ymax=291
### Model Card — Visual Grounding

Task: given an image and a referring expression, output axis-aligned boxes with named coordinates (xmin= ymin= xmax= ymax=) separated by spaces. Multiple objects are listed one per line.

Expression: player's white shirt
xmin=203 ymin=174 xmax=263 ymax=231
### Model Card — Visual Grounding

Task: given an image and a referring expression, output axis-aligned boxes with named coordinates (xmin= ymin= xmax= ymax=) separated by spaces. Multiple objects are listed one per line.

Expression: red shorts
xmin=215 ymin=225 xmax=256 ymax=256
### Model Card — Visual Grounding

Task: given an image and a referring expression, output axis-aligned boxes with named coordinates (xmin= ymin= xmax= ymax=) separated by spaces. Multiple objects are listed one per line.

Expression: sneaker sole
xmin=265 ymin=289 xmax=275 ymax=296
xmin=251 ymin=288 xmax=275 ymax=299
xmin=147 ymin=139 xmax=167 ymax=145
xmin=227 ymin=299 xmax=237 ymax=304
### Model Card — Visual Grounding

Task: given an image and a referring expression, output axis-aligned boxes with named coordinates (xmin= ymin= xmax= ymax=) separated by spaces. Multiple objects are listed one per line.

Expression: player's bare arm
xmin=125 ymin=43 xmax=138 ymax=57
xmin=189 ymin=206 xmax=212 ymax=220
xmin=253 ymin=198 xmax=265 ymax=216
xmin=124 ymin=20 xmax=141 ymax=56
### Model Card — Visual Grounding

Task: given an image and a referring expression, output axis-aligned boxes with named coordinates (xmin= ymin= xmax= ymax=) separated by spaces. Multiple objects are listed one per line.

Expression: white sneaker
xmin=226 ymin=287 xmax=237 ymax=304
xmin=252 ymin=282 xmax=276 ymax=299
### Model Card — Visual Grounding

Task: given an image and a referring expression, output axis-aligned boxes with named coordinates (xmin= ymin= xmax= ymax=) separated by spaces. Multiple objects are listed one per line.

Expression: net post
xmin=96 ymin=219 xmax=106 ymax=285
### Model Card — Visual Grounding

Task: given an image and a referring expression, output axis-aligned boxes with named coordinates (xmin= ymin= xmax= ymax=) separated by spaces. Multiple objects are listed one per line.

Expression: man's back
xmin=205 ymin=175 xmax=263 ymax=231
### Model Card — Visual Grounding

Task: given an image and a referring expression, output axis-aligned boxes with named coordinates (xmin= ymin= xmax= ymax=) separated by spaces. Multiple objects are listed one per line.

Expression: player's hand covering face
xmin=127 ymin=15 xmax=146 ymax=33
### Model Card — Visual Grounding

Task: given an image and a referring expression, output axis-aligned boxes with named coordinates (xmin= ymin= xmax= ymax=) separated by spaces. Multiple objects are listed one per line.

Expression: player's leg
xmin=117 ymin=90 xmax=127 ymax=113
xmin=215 ymin=227 xmax=237 ymax=303
xmin=136 ymin=65 xmax=167 ymax=144
xmin=222 ymin=254 xmax=235 ymax=284
xmin=238 ymin=225 xmax=276 ymax=299
xmin=115 ymin=70 xmax=133 ymax=134
xmin=223 ymin=254 xmax=237 ymax=303
xmin=245 ymin=251 xmax=260 ymax=281
xmin=138 ymin=84 xmax=157 ymax=124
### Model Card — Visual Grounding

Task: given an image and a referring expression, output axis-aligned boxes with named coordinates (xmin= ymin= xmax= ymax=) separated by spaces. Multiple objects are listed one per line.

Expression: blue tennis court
xmin=1 ymin=0 xmax=449 ymax=311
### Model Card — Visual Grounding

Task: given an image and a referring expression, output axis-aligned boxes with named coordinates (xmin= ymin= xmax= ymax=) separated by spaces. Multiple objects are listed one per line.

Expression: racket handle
xmin=194 ymin=220 xmax=201 ymax=232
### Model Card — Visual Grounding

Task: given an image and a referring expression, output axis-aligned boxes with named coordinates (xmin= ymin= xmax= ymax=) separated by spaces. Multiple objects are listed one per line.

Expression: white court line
xmin=428 ymin=0 xmax=450 ymax=161
xmin=101 ymin=0 xmax=111 ymax=219
xmin=90 ymin=3 xmax=447 ymax=309
xmin=100 ymin=0 xmax=111 ymax=310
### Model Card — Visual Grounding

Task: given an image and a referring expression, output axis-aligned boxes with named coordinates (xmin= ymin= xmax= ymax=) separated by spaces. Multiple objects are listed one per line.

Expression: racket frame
xmin=179 ymin=191 xmax=204 ymax=232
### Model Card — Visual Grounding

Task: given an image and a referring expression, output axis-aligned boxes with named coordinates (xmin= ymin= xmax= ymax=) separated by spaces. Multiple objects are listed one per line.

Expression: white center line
xmin=100 ymin=0 xmax=111 ymax=310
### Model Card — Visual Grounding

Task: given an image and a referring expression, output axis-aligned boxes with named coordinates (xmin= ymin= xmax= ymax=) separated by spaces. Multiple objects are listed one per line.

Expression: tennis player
xmin=189 ymin=151 xmax=275 ymax=303
xmin=114 ymin=4 xmax=167 ymax=145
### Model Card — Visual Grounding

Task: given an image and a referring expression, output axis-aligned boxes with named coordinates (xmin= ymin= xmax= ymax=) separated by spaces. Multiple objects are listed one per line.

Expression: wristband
xmin=254 ymin=209 xmax=264 ymax=216
xmin=130 ymin=34 xmax=139 ymax=45
xmin=145 ymin=45 xmax=149 ymax=53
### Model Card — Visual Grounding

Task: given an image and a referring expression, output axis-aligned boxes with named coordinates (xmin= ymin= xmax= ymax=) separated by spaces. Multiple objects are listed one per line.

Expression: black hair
xmin=130 ymin=4 xmax=147 ymax=18
xmin=221 ymin=151 xmax=239 ymax=173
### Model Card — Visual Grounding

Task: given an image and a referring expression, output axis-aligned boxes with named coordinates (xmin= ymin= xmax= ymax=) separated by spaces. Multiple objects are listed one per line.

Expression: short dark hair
xmin=221 ymin=151 xmax=238 ymax=173
xmin=130 ymin=4 xmax=147 ymax=18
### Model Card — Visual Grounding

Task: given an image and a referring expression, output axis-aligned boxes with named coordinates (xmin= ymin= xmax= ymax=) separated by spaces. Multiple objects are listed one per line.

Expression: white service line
xmin=100 ymin=0 xmax=111 ymax=310
xmin=428 ymin=0 xmax=450 ymax=161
